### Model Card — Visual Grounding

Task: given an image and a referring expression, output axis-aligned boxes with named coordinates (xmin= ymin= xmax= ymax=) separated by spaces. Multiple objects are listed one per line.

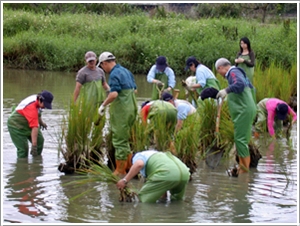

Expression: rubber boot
xmin=126 ymin=153 xmax=133 ymax=172
xmin=113 ymin=160 xmax=127 ymax=177
xmin=238 ymin=156 xmax=251 ymax=174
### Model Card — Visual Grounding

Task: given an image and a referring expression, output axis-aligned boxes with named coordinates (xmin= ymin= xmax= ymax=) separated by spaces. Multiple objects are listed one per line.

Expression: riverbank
xmin=3 ymin=9 xmax=297 ymax=76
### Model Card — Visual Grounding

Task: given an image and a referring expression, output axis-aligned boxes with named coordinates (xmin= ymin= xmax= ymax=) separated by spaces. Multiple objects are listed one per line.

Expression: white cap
xmin=85 ymin=51 xmax=97 ymax=62
xmin=97 ymin=52 xmax=116 ymax=66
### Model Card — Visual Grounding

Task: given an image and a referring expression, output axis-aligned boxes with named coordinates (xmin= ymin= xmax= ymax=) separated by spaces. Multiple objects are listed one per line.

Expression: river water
xmin=2 ymin=68 xmax=298 ymax=224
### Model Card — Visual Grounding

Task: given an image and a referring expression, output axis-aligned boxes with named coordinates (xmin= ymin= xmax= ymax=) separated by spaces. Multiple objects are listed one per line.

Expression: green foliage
xmin=59 ymin=93 xmax=105 ymax=171
xmin=3 ymin=9 xmax=297 ymax=76
xmin=254 ymin=61 xmax=296 ymax=104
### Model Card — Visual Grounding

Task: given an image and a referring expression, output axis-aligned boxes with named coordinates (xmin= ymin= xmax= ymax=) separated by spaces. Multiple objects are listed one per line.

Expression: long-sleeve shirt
xmin=225 ymin=66 xmax=252 ymax=94
xmin=146 ymin=65 xmax=176 ymax=88
xmin=265 ymin=98 xmax=297 ymax=136
xmin=195 ymin=64 xmax=217 ymax=88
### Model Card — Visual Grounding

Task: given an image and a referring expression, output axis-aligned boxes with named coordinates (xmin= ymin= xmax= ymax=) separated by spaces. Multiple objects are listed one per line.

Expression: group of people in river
xmin=7 ymin=37 xmax=297 ymax=203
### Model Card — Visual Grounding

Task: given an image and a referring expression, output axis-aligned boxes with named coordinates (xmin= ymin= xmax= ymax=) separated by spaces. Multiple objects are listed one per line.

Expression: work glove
xmin=30 ymin=145 xmax=38 ymax=156
xmin=98 ymin=104 xmax=106 ymax=116
xmin=38 ymin=117 xmax=47 ymax=130
xmin=156 ymin=81 xmax=164 ymax=89
xmin=216 ymin=89 xmax=227 ymax=99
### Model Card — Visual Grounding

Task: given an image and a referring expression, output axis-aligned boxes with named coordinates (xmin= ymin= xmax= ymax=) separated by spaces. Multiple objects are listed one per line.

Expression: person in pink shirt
xmin=254 ymin=98 xmax=297 ymax=139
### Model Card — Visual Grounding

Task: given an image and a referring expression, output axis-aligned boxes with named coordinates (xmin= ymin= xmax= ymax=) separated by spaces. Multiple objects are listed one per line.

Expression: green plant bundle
xmin=62 ymin=158 xmax=139 ymax=202
xmin=59 ymin=93 xmax=105 ymax=171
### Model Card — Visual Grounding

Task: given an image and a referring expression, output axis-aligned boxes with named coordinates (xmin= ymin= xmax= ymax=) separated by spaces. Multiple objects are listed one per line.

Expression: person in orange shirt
xmin=7 ymin=90 xmax=54 ymax=158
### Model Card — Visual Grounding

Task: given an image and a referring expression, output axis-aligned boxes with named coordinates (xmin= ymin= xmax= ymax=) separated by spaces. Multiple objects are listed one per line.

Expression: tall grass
xmin=59 ymin=93 xmax=105 ymax=172
xmin=3 ymin=9 xmax=297 ymax=76
xmin=254 ymin=61 xmax=297 ymax=103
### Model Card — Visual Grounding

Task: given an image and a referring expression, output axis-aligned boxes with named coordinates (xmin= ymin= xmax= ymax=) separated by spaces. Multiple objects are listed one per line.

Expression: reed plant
xmin=59 ymin=93 xmax=105 ymax=172
xmin=254 ymin=61 xmax=297 ymax=103
xmin=62 ymin=157 xmax=138 ymax=202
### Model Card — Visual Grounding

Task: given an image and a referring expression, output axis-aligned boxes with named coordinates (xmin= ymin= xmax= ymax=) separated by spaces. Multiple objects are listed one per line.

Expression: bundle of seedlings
xmin=58 ymin=93 xmax=106 ymax=174
xmin=63 ymin=156 xmax=139 ymax=202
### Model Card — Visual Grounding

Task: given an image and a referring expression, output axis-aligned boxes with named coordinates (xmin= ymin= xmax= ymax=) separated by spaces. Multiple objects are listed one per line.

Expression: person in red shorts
xmin=7 ymin=90 xmax=54 ymax=158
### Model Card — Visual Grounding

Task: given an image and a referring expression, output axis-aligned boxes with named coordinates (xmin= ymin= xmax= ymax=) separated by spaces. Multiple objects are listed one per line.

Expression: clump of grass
xmin=58 ymin=92 xmax=105 ymax=173
xmin=62 ymin=157 xmax=139 ymax=202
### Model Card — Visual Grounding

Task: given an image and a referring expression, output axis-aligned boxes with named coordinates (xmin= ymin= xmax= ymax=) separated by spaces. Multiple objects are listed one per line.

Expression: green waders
xmin=110 ymin=89 xmax=137 ymax=160
xmin=228 ymin=87 xmax=256 ymax=158
xmin=138 ymin=151 xmax=190 ymax=203
xmin=7 ymin=110 xmax=44 ymax=158
xmin=237 ymin=55 xmax=254 ymax=84
xmin=79 ymin=80 xmax=106 ymax=108
xmin=151 ymin=72 xmax=169 ymax=100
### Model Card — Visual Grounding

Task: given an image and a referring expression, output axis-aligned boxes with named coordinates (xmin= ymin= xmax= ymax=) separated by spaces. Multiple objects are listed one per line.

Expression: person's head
xmin=161 ymin=92 xmax=174 ymax=103
xmin=85 ymin=51 xmax=97 ymax=69
xmin=37 ymin=90 xmax=54 ymax=109
xmin=215 ymin=58 xmax=231 ymax=77
xmin=156 ymin=56 xmax=168 ymax=72
xmin=239 ymin=37 xmax=252 ymax=53
xmin=276 ymin=103 xmax=288 ymax=120
xmin=185 ymin=56 xmax=200 ymax=72
xmin=97 ymin=51 xmax=116 ymax=73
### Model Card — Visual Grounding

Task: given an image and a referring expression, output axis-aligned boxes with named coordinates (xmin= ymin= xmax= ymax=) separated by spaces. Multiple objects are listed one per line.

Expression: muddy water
xmin=2 ymin=69 xmax=298 ymax=224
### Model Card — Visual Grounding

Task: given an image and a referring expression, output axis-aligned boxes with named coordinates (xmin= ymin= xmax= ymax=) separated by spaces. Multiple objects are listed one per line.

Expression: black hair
xmin=239 ymin=37 xmax=252 ymax=53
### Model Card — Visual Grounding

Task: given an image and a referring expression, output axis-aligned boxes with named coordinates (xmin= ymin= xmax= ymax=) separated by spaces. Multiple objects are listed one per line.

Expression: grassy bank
xmin=3 ymin=9 xmax=297 ymax=76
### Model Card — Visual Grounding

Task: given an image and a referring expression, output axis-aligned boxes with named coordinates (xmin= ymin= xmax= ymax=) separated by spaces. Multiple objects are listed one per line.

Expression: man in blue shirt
xmin=98 ymin=52 xmax=138 ymax=176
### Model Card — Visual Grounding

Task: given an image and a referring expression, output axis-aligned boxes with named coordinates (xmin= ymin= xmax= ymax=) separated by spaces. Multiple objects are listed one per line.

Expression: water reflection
xmin=2 ymin=68 xmax=298 ymax=224
xmin=4 ymin=157 xmax=48 ymax=222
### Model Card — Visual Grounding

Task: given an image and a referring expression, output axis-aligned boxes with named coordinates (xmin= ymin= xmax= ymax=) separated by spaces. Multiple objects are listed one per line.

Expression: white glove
xmin=98 ymin=104 xmax=106 ymax=116
xmin=216 ymin=89 xmax=227 ymax=99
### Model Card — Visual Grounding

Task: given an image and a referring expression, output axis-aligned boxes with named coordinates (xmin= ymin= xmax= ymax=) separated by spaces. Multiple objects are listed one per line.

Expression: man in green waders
xmin=73 ymin=51 xmax=110 ymax=107
xmin=215 ymin=58 xmax=256 ymax=175
xmin=147 ymin=56 xmax=176 ymax=100
xmin=184 ymin=56 xmax=221 ymax=105
xmin=98 ymin=52 xmax=138 ymax=177
xmin=7 ymin=90 xmax=54 ymax=158
xmin=116 ymin=150 xmax=190 ymax=203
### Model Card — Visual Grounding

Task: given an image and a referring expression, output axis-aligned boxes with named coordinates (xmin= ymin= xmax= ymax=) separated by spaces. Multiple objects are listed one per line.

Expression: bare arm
xmin=102 ymin=91 xmax=118 ymax=106
xmin=73 ymin=82 xmax=82 ymax=102
xmin=116 ymin=160 xmax=144 ymax=190
xmin=175 ymin=119 xmax=183 ymax=133
xmin=31 ymin=127 xmax=39 ymax=146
